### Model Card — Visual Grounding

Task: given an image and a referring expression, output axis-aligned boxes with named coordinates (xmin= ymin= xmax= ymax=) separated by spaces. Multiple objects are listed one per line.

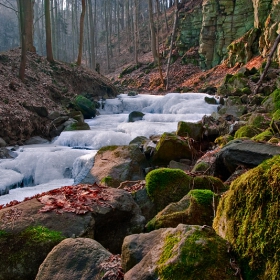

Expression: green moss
xmin=252 ymin=129 xmax=273 ymax=141
xmin=73 ymin=95 xmax=96 ymax=119
xmin=214 ymin=135 xmax=234 ymax=147
xmin=97 ymin=145 xmax=118 ymax=154
xmin=272 ymin=109 xmax=280 ymax=121
xmin=192 ymin=161 xmax=209 ymax=172
xmin=193 ymin=175 xmax=226 ymax=193
xmin=213 ymin=155 xmax=280 ymax=279
xmin=145 ymin=168 xmax=191 ymax=211
xmin=188 ymin=189 xmax=214 ymax=206
xmin=22 ymin=226 xmax=64 ymax=244
xmin=157 ymin=227 xmax=235 ymax=280
xmin=272 ymin=89 xmax=280 ymax=111
xmin=234 ymin=125 xmax=261 ymax=138
xmin=64 ymin=122 xmax=90 ymax=131
xmin=100 ymin=176 xmax=113 ymax=186
xmin=0 ymin=226 xmax=64 ymax=280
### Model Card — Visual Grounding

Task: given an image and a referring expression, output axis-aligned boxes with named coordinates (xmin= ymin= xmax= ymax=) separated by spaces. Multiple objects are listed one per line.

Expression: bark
xmin=45 ymin=0 xmax=54 ymax=62
xmin=254 ymin=33 xmax=280 ymax=94
xmin=26 ymin=0 xmax=36 ymax=52
xmin=18 ymin=0 xmax=27 ymax=81
xmin=165 ymin=0 xmax=179 ymax=90
xmin=148 ymin=0 xmax=158 ymax=63
xmin=88 ymin=0 xmax=95 ymax=69
xmin=77 ymin=0 xmax=86 ymax=65
xmin=133 ymin=0 xmax=139 ymax=64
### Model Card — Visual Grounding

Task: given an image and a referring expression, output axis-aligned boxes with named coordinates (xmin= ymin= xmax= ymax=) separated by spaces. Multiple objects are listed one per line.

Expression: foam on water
xmin=0 ymin=92 xmax=218 ymax=204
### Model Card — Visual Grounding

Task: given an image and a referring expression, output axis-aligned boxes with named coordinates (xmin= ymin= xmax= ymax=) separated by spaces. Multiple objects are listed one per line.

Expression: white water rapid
xmin=0 ymin=93 xmax=218 ymax=205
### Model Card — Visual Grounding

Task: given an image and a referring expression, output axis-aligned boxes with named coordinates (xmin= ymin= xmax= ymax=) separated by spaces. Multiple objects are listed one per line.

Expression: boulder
xmin=23 ymin=105 xmax=48 ymax=118
xmin=145 ymin=168 xmax=225 ymax=212
xmin=36 ymin=238 xmax=112 ymax=280
xmin=176 ymin=121 xmax=203 ymax=141
xmin=128 ymin=111 xmax=145 ymax=122
xmin=0 ymin=147 xmax=12 ymax=159
xmin=146 ymin=189 xmax=216 ymax=231
xmin=72 ymin=95 xmax=96 ymax=119
xmin=213 ymin=155 xmax=280 ymax=279
xmin=82 ymin=145 xmax=149 ymax=188
xmin=0 ymin=226 xmax=64 ymax=280
xmin=0 ymin=137 xmax=6 ymax=147
xmin=213 ymin=139 xmax=280 ymax=180
xmin=151 ymin=133 xmax=197 ymax=166
xmin=24 ymin=136 xmax=50 ymax=145
xmin=122 ymin=224 xmax=238 ymax=280
xmin=0 ymin=184 xmax=145 ymax=254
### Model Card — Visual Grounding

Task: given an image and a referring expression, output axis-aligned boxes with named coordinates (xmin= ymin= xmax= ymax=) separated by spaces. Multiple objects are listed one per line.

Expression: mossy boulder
xmin=176 ymin=121 xmax=203 ymax=141
xmin=252 ymin=129 xmax=274 ymax=141
xmin=64 ymin=120 xmax=90 ymax=131
xmin=234 ymin=125 xmax=261 ymax=138
xmin=213 ymin=155 xmax=280 ymax=280
xmin=122 ymin=224 xmax=238 ymax=280
xmin=145 ymin=168 xmax=225 ymax=212
xmin=214 ymin=134 xmax=234 ymax=147
xmin=0 ymin=226 xmax=64 ymax=280
xmin=151 ymin=133 xmax=197 ymax=166
xmin=146 ymin=189 xmax=216 ymax=231
xmin=128 ymin=111 xmax=145 ymax=122
xmin=72 ymin=95 xmax=96 ymax=119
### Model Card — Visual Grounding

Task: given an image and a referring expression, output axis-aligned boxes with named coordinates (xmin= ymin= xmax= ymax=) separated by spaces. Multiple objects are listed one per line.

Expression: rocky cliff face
xmin=177 ymin=0 xmax=280 ymax=69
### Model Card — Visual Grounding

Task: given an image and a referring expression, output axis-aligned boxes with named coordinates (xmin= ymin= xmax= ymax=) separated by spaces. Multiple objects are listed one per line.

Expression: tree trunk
xmin=18 ymin=0 xmax=27 ymax=80
xmin=148 ymin=0 xmax=158 ymax=63
xmin=88 ymin=0 xmax=95 ymax=69
xmin=254 ymin=32 xmax=280 ymax=94
xmin=45 ymin=0 xmax=54 ymax=62
xmin=26 ymin=0 xmax=36 ymax=52
xmin=133 ymin=0 xmax=139 ymax=64
xmin=77 ymin=0 xmax=86 ymax=65
xmin=165 ymin=0 xmax=179 ymax=90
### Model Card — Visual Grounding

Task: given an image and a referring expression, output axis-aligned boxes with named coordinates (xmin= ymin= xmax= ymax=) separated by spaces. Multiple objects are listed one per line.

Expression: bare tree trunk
xmin=148 ymin=0 xmax=158 ymax=63
xmin=133 ymin=0 xmax=139 ymax=64
xmin=77 ymin=0 xmax=86 ymax=65
xmin=165 ymin=0 xmax=178 ymax=90
xmin=88 ymin=0 xmax=95 ymax=69
xmin=18 ymin=0 xmax=27 ymax=80
xmin=254 ymin=33 xmax=280 ymax=94
xmin=26 ymin=0 xmax=36 ymax=52
xmin=155 ymin=0 xmax=164 ymax=85
xmin=45 ymin=0 xmax=54 ymax=62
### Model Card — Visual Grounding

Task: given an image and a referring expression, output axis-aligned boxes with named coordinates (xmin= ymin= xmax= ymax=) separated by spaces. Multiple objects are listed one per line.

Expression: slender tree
xmin=18 ymin=0 xmax=27 ymax=80
xmin=45 ymin=0 xmax=54 ymax=62
xmin=148 ymin=0 xmax=158 ymax=63
xmin=166 ymin=0 xmax=179 ymax=89
xmin=77 ymin=0 xmax=86 ymax=65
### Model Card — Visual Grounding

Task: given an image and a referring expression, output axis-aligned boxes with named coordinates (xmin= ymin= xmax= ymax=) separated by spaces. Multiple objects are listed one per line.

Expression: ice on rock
xmin=0 ymin=169 xmax=24 ymax=195
xmin=72 ymin=152 xmax=97 ymax=184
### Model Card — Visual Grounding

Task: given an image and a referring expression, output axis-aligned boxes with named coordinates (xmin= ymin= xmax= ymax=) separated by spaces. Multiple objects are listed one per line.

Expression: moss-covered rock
xmin=123 ymin=224 xmax=239 ymax=279
xmin=72 ymin=95 xmax=96 ymax=119
xmin=151 ymin=133 xmax=197 ymax=166
xmin=234 ymin=125 xmax=261 ymax=138
xmin=145 ymin=168 xmax=225 ymax=212
xmin=176 ymin=121 xmax=203 ymax=141
xmin=213 ymin=155 xmax=280 ymax=279
xmin=146 ymin=189 xmax=216 ymax=231
xmin=0 ymin=226 xmax=64 ymax=280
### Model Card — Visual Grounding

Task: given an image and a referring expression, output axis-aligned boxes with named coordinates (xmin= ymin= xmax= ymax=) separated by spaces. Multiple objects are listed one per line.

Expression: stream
xmin=0 ymin=93 xmax=218 ymax=205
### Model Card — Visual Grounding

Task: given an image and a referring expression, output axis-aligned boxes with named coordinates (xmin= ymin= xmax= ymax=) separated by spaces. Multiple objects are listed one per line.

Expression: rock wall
xmin=176 ymin=0 xmax=280 ymax=69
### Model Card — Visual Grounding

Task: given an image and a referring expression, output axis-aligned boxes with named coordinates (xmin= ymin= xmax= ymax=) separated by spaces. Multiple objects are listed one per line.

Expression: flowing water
xmin=0 ymin=93 xmax=218 ymax=205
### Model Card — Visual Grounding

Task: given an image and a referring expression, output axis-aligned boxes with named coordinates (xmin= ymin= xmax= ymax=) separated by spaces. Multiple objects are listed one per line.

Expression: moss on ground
xmin=234 ymin=125 xmax=261 ymax=138
xmin=213 ymin=155 xmax=280 ymax=280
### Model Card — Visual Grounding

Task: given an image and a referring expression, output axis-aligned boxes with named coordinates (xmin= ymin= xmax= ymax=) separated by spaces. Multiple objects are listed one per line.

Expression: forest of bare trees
xmin=0 ymin=0 xmax=181 ymax=75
